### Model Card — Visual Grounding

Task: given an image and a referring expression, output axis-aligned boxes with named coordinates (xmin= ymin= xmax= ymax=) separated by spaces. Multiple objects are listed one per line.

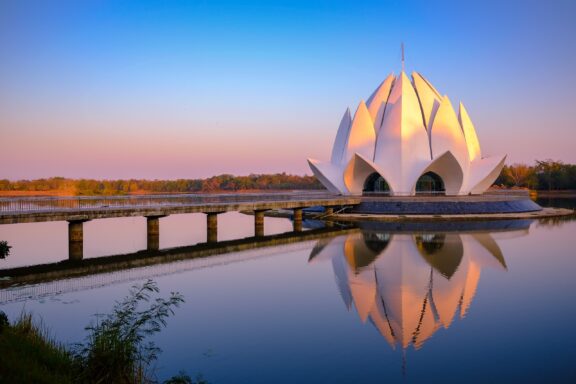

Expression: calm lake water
xmin=1 ymin=199 xmax=575 ymax=383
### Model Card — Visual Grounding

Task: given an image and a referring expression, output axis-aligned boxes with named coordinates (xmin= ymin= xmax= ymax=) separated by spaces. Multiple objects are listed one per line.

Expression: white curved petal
xmin=458 ymin=103 xmax=481 ymax=162
xmin=366 ymin=74 xmax=395 ymax=130
xmin=330 ymin=108 xmax=352 ymax=165
xmin=412 ymin=72 xmax=442 ymax=129
xmin=342 ymin=101 xmax=376 ymax=165
xmin=343 ymin=232 xmax=380 ymax=270
xmin=464 ymin=155 xmax=507 ymax=194
xmin=343 ymin=153 xmax=396 ymax=195
xmin=308 ymin=236 xmax=348 ymax=265
xmin=459 ymin=233 xmax=506 ymax=317
xmin=369 ymin=299 xmax=398 ymax=348
xmin=374 ymin=72 xmax=431 ymax=195
xmin=415 ymin=150 xmax=464 ymax=195
xmin=412 ymin=71 xmax=442 ymax=97
xmin=375 ymin=234 xmax=435 ymax=349
xmin=332 ymin=252 xmax=353 ymax=310
xmin=344 ymin=234 xmax=378 ymax=322
xmin=349 ymin=268 xmax=377 ymax=323
xmin=307 ymin=159 xmax=348 ymax=194
xmin=464 ymin=233 xmax=506 ymax=271
xmin=430 ymin=96 xmax=469 ymax=168
xmin=428 ymin=234 xmax=465 ymax=328
xmin=459 ymin=259 xmax=480 ymax=319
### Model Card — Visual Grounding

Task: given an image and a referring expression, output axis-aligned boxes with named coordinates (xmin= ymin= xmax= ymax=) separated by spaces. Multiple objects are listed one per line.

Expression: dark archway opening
xmin=415 ymin=172 xmax=445 ymax=195
xmin=363 ymin=172 xmax=390 ymax=195
xmin=363 ymin=232 xmax=391 ymax=255
xmin=415 ymin=234 xmax=463 ymax=279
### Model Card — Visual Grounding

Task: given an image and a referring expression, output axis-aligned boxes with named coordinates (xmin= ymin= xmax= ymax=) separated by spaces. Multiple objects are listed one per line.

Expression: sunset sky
xmin=1 ymin=0 xmax=575 ymax=180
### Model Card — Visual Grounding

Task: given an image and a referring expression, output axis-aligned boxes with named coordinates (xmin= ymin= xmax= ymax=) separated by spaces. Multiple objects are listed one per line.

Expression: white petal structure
xmin=308 ymin=71 xmax=506 ymax=195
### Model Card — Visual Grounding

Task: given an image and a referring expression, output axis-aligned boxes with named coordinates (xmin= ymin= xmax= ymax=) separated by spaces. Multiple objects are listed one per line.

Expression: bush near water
xmin=0 ymin=280 xmax=207 ymax=384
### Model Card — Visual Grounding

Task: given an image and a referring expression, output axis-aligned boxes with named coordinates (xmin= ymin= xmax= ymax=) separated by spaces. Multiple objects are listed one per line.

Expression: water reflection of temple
xmin=309 ymin=229 xmax=522 ymax=350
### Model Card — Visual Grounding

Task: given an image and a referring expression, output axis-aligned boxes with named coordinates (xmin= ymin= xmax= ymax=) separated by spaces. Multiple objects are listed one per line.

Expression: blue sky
xmin=1 ymin=0 xmax=575 ymax=179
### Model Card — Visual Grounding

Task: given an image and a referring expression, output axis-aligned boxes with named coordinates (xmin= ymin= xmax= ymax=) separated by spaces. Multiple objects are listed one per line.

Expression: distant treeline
xmin=495 ymin=160 xmax=576 ymax=190
xmin=0 ymin=173 xmax=324 ymax=196
xmin=2 ymin=160 xmax=574 ymax=196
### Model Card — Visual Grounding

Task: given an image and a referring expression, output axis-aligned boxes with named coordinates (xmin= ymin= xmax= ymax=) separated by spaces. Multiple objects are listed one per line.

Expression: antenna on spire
xmin=401 ymin=42 xmax=405 ymax=73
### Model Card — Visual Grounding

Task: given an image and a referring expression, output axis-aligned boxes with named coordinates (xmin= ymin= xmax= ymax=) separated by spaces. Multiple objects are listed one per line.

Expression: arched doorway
xmin=416 ymin=172 xmax=445 ymax=195
xmin=363 ymin=172 xmax=390 ymax=195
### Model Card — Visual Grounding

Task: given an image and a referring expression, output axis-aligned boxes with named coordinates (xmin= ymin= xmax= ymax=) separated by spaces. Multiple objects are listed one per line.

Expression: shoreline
xmin=1 ymin=189 xmax=576 ymax=198
xmin=533 ymin=190 xmax=576 ymax=198
xmin=262 ymin=206 xmax=574 ymax=222
xmin=330 ymin=207 xmax=574 ymax=222
xmin=0 ymin=189 xmax=326 ymax=198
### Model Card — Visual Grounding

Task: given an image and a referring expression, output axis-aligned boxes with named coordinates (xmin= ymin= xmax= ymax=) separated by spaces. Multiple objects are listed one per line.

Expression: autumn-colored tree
xmin=503 ymin=163 xmax=537 ymax=188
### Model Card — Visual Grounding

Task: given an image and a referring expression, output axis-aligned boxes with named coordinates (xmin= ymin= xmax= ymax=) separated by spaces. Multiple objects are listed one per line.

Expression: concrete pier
xmin=146 ymin=216 xmax=165 ymax=251
xmin=206 ymin=212 xmax=223 ymax=243
xmin=68 ymin=220 xmax=88 ymax=261
xmin=0 ymin=194 xmax=358 ymax=225
xmin=324 ymin=206 xmax=335 ymax=227
xmin=293 ymin=208 xmax=303 ymax=232
xmin=254 ymin=210 xmax=267 ymax=237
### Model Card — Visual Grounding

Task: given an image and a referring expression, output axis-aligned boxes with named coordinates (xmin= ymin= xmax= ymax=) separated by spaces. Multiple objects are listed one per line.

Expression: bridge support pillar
xmin=206 ymin=212 xmax=223 ymax=243
xmin=254 ymin=210 xmax=267 ymax=237
xmin=68 ymin=220 xmax=88 ymax=261
xmin=324 ymin=206 xmax=335 ymax=227
xmin=293 ymin=208 xmax=303 ymax=232
xmin=146 ymin=216 xmax=165 ymax=251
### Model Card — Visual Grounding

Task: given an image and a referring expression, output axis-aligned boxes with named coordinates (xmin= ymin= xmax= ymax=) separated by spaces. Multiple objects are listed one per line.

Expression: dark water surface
xmin=1 ymin=202 xmax=575 ymax=383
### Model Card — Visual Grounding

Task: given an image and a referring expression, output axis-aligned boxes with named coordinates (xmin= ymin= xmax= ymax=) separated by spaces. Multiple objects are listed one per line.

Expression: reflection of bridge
xmin=0 ymin=192 xmax=359 ymax=260
xmin=0 ymin=226 xmax=358 ymax=304
xmin=309 ymin=225 xmax=530 ymax=351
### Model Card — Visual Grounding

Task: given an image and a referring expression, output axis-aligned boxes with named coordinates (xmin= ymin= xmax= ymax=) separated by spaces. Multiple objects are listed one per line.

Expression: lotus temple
xmin=308 ymin=69 xmax=546 ymax=215
xmin=309 ymin=71 xmax=505 ymax=196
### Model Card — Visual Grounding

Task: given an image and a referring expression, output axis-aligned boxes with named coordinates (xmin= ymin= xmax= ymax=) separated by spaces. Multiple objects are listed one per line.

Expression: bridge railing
xmin=0 ymin=191 xmax=339 ymax=213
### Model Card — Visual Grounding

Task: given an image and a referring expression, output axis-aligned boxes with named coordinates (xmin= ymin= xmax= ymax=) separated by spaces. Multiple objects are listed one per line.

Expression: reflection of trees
xmin=310 ymin=230 xmax=514 ymax=351
xmin=536 ymin=213 xmax=576 ymax=228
